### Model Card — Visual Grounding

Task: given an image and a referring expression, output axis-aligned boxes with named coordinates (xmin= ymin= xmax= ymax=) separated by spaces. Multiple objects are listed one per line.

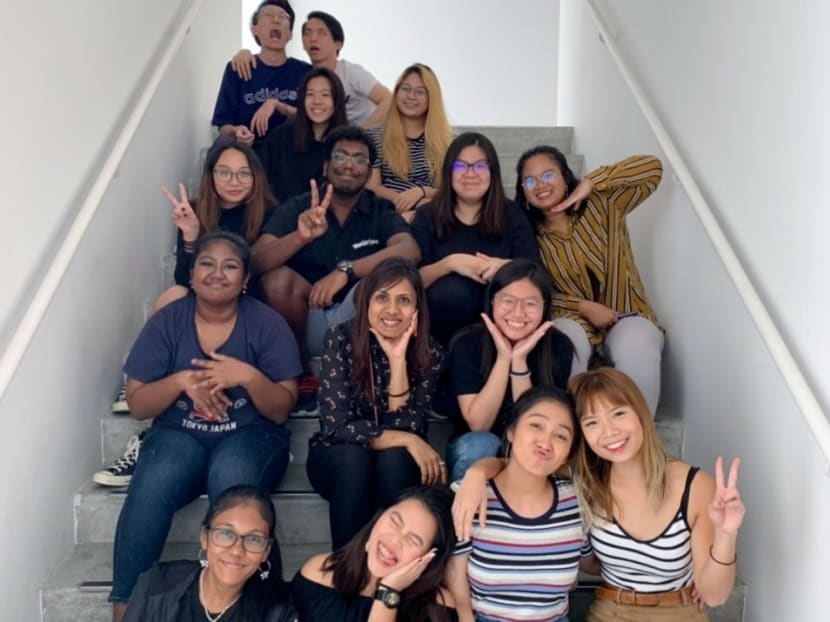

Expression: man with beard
xmin=252 ymin=126 xmax=419 ymax=412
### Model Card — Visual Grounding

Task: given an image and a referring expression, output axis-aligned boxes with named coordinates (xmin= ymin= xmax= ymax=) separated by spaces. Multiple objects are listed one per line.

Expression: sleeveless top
xmin=589 ymin=466 xmax=699 ymax=592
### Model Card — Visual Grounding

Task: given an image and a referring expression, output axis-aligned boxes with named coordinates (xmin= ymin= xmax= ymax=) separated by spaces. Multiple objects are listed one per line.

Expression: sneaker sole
xmin=291 ymin=405 xmax=319 ymax=416
xmin=92 ymin=471 xmax=132 ymax=487
xmin=111 ymin=401 xmax=130 ymax=414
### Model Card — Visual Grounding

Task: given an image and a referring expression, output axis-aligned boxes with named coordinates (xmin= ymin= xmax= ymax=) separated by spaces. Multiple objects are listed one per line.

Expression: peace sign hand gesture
xmin=297 ymin=179 xmax=333 ymax=243
xmin=709 ymin=457 xmax=745 ymax=536
xmin=162 ymin=183 xmax=200 ymax=242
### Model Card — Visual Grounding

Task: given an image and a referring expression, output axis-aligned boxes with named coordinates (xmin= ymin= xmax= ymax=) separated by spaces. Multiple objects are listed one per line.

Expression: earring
xmin=242 ymin=285 xmax=248 ymax=295
xmin=259 ymin=560 xmax=272 ymax=581
xmin=198 ymin=549 xmax=209 ymax=568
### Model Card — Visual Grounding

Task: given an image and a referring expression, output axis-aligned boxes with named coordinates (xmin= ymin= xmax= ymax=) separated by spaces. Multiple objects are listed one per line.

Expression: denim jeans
xmin=109 ymin=423 xmax=290 ymax=603
xmin=446 ymin=431 xmax=502 ymax=483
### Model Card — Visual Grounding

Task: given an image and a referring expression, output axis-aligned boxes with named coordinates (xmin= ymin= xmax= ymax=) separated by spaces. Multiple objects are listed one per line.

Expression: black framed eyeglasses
xmin=207 ymin=527 xmax=272 ymax=553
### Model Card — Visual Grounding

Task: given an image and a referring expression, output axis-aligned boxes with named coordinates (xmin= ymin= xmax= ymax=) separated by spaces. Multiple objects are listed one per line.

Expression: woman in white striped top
xmin=446 ymin=386 xmax=592 ymax=622
xmin=454 ymin=368 xmax=745 ymax=621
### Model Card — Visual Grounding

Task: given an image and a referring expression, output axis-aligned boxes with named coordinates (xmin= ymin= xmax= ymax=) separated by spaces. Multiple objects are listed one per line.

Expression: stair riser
xmin=454 ymin=126 xmax=575 ymax=155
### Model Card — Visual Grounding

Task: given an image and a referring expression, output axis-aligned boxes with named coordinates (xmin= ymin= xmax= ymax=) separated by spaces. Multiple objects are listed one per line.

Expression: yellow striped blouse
xmin=536 ymin=155 xmax=662 ymax=345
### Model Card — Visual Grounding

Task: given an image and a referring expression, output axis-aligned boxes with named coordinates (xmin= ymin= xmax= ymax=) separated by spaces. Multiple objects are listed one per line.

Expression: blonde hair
xmin=382 ymin=64 xmax=452 ymax=182
xmin=569 ymin=368 xmax=668 ymax=526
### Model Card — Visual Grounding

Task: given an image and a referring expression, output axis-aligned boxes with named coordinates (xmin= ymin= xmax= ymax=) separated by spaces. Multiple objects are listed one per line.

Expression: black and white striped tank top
xmin=589 ymin=466 xmax=699 ymax=592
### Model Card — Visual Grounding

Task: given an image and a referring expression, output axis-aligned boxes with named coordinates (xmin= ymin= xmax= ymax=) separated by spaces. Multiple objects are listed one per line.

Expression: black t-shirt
xmin=184 ymin=579 xmax=243 ymax=622
xmin=449 ymin=326 xmax=573 ymax=438
xmin=411 ymin=201 xmax=539 ymax=266
xmin=256 ymin=119 xmax=327 ymax=203
xmin=261 ymin=189 xmax=411 ymax=299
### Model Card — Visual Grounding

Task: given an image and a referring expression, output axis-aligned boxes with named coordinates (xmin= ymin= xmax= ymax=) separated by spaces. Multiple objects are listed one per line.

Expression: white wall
xmin=559 ymin=1 xmax=830 ymax=619
xmin=241 ymin=0 xmax=559 ymax=126
xmin=0 ymin=2 xmax=239 ymax=619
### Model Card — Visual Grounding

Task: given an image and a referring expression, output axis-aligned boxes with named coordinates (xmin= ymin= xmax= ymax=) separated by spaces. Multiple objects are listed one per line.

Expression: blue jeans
xmin=446 ymin=431 xmax=502 ymax=483
xmin=109 ymin=424 xmax=290 ymax=602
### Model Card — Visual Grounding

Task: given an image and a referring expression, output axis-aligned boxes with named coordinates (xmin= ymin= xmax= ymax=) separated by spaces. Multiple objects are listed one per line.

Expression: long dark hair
xmin=201 ymin=485 xmax=290 ymax=621
xmin=196 ymin=137 xmax=277 ymax=245
xmin=429 ymin=132 xmax=508 ymax=242
xmin=293 ymin=67 xmax=348 ymax=152
xmin=350 ymin=257 xmax=432 ymax=401
xmin=323 ymin=486 xmax=455 ymax=622
xmin=514 ymin=145 xmax=581 ymax=227
xmin=504 ymin=385 xmax=580 ymax=462
xmin=463 ymin=259 xmax=574 ymax=389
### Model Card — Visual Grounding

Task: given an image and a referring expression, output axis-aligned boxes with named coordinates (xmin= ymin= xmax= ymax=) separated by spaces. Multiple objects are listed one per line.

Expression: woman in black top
xmin=446 ymin=259 xmax=574 ymax=482
xmin=257 ymin=66 xmax=348 ymax=203
xmin=122 ymin=485 xmax=295 ymax=622
xmin=291 ymin=486 xmax=458 ymax=622
xmin=159 ymin=137 xmax=276 ymax=311
xmin=306 ymin=257 xmax=445 ymax=549
xmin=411 ymin=132 xmax=539 ymax=346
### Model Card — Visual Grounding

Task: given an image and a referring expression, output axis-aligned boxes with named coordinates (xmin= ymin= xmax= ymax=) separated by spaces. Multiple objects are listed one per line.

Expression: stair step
xmin=76 ymin=465 xmax=330 ymax=545
xmin=101 ymin=413 xmax=454 ymax=467
xmin=40 ymin=542 xmax=328 ymax=622
xmin=455 ymin=126 xmax=575 ymax=155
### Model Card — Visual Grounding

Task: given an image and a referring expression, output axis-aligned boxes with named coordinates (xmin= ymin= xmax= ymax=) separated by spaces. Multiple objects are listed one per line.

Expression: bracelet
xmin=387 ymin=388 xmax=411 ymax=398
xmin=509 ymin=369 xmax=531 ymax=377
xmin=183 ymin=241 xmax=196 ymax=252
xmin=709 ymin=545 xmax=737 ymax=566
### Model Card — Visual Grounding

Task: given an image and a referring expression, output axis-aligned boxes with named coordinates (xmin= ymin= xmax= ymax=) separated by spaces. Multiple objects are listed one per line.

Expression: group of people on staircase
xmin=102 ymin=2 xmax=746 ymax=621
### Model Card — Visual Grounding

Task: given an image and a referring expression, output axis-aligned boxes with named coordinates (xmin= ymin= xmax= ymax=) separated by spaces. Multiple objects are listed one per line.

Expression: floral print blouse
xmin=310 ymin=322 xmax=445 ymax=448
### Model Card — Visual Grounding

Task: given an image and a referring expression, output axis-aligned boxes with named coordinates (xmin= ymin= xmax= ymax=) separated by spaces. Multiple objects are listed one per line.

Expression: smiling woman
xmin=122 ymin=485 xmax=296 ymax=622
xmin=107 ymin=233 xmax=302 ymax=621
xmin=305 ymin=257 xmax=446 ymax=550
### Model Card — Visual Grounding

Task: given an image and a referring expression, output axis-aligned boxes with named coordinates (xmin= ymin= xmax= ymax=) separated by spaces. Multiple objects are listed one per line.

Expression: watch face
xmin=385 ymin=591 xmax=401 ymax=607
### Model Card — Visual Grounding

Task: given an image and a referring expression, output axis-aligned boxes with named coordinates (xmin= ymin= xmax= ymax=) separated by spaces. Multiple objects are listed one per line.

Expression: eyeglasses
xmin=207 ymin=527 xmax=272 ymax=553
xmin=213 ymin=167 xmax=254 ymax=183
xmin=398 ymin=85 xmax=428 ymax=99
xmin=451 ymin=159 xmax=490 ymax=176
xmin=330 ymin=151 xmax=371 ymax=169
xmin=494 ymin=293 xmax=544 ymax=314
xmin=521 ymin=169 xmax=558 ymax=191
xmin=260 ymin=9 xmax=290 ymax=23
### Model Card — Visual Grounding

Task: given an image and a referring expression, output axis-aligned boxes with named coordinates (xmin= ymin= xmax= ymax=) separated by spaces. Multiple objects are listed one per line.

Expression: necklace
xmin=199 ymin=569 xmax=242 ymax=622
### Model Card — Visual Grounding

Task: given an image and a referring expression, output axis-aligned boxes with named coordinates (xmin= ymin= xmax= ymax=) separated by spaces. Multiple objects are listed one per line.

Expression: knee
xmin=606 ymin=317 xmax=663 ymax=359
xmin=260 ymin=267 xmax=308 ymax=311
xmin=151 ymin=285 xmax=189 ymax=315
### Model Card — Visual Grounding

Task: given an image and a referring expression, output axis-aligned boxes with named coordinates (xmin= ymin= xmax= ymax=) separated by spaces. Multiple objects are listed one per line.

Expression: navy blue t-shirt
xmin=211 ymin=57 xmax=311 ymax=134
xmin=124 ymin=294 xmax=302 ymax=440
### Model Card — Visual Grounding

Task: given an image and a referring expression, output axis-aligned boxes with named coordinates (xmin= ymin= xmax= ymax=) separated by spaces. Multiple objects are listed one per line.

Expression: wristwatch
xmin=374 ymin=584 xmax=401 ymax=609
xmin=336 ymin=259 xmax=355 ymax=279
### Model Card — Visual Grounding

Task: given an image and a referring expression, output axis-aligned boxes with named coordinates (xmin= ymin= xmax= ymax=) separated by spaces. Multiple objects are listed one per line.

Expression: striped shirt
xmin=453 ymin=479 xmax=591 ymax=621
xmin=589 ymin=467 xmax=699 ymax=592
xmin=367 ymin=127 xmax=433 ymax=192
xmin=536 ymin=155 xmax=663 ymax=345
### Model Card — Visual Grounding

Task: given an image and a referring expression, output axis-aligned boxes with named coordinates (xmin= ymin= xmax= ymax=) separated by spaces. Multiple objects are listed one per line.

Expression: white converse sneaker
xmin=93 ymin=432 xmax=143 ymax=487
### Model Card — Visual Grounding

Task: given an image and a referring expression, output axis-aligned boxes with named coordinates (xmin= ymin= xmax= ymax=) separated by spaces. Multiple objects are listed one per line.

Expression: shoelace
xmin=110 ymin=435 xmax=141 ymax=472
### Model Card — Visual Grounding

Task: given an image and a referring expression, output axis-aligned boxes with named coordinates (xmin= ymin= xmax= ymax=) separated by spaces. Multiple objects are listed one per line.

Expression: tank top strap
xmin=679 ymin=466 xmax=700 ymax=524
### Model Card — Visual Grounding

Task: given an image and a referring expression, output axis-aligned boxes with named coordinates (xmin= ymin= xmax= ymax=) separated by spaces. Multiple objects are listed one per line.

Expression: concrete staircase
xmin=38 ymin=127 xmax=744 ymax=621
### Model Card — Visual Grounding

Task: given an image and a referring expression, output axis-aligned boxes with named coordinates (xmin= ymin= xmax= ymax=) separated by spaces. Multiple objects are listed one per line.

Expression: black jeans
xmin=426 ymin=273 xmax=486 ymax=346
xmin=306 ymin=444 xmax=421 ymax=550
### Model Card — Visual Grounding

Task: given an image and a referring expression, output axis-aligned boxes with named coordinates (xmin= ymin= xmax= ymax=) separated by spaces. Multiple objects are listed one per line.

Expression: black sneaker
xmin=111 ymin=383 xmax=129 ymax=414
xmin=292 ymin=374 xmax=319 ymax=416
xmin=92 ymin=431 xmax=144 ymax=487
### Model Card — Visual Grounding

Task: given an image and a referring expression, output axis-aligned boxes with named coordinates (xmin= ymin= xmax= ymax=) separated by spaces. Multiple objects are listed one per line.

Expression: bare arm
xmin=126 ymin=375 xmax=188 ymax=421
xmin=361 ymin=84 xmax=393 ymax=128
xmin=242 ymin=371 xmax=297 ymax=423
xmin=365 ymin=167 xmax=401 ymax=203
xmin=457 ymin=356 xmax=510 ymax=432
xmin=251 ymin=231 xmax=308 ymax=274
xmin=446 ymin=555 xmax=475 ymax=622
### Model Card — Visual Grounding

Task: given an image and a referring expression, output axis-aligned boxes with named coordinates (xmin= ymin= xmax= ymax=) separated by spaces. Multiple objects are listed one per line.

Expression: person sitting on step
xmin=107 ymin=232 xmax=301 ymax=618
xmin=252 ymin=126 xmax=420 ymax=415
xmin=446 ymin=386 xmax=591 ymax=622
xmin=306 ymin=257 xmax=445 ymax=550
xmin=411 ymin=132 xmax=539 ymax=347
xmin=446 ymin=259 xmax=574 ymax=482
xmin=231 ymin=10 xmax=393 ymax=128
xmin=291 ymin=486 xmax=458 ymax=622
xmin=257 ymin=66 xmax=348 ymax=203
xmin=100 ymin=138 xmax=276 ymax=487
xmin=120 ymin=485 xmax=295 ymax=622
xmin=212 ymin=0 xmax=310 ymax=148
xmin=454 ymin=368 xmax=746 ymax=622
xmin=515 ymin=149 xmax=664 ymax=415
xmin=365 ymin=63 xmax=453 ymax=224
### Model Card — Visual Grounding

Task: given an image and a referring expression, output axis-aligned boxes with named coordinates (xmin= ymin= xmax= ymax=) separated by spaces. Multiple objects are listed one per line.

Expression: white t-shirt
xmin=336 ymin=58 xmax=379 ymax=125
